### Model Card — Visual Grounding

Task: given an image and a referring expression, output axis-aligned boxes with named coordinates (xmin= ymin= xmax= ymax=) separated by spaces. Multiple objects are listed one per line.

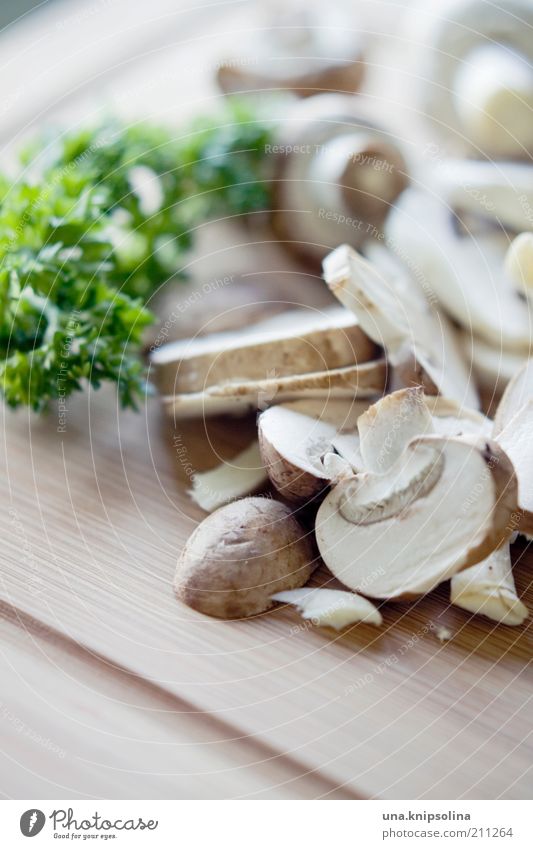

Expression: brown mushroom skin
xmin=175 ymin=497 xmax=315 ymax=619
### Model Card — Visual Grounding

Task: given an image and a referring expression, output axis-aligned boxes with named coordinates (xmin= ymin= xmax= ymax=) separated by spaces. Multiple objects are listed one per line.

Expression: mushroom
xmin=258 ymin=388 xmax=491 ymax=504
xmin=458 ymin=331 xmax=527 ymax=397
xmin=316 ymin=434 xmax=517 ymax=600
xmin=216 ymin=1 xmax=364 ymax=98
xmin=450 ymin=362 xmax=529 ymax=623
xmin=385 ymin=190 xmax=532 ymax=364
xmin=150 ymin=306 xmax=377 ymax=396
xmin=493 ymin=357 xmax=533 ymax=435
xmin=497 ymin=400 xmax=533 ymax=536
xmin=189 ymin=440 xmax=268 ymax=512
xmin=272 ymin=94 xmax=409 ymax=265
xmin=272 ymin=587 xmax=382 ymax=629
xmin=322 ymin=242 xmax=478 ymax=407
xmin=357 ymin=386 xmax=434 ymax=473
xmin=174 ymin=496 xmax=315 ymax=618
xmin=161 ymin=358 xmax=387 ymax=419
xmin=258 ymin=397 xmax=368 ymax=503
xmin=427 ymin=158 xmax=533 ymax=235
xmin=450 ymin=545 xmax=528 ymax=626
xmin=415 ymin=0 xmax=533 ymax=158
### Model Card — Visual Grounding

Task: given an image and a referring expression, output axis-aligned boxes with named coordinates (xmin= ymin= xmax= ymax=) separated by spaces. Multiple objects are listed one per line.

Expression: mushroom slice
xmin=357 ymin=386 xmax=434 ymax=473
xmin=216 ymin=2 xmax=364 ymax=98
xmin=189 ymin=441 xmax=267 ymax=512
xmin=150 ymin=306 xmax=375 ymax=395
xmin=272 ymin=587 xmax=382 ymax=630
xmin=316 ymin=436 xmax=517 ymax=599
xmin=451 ymin=545 xmax=528 ymax=626
xmin=323 ymin=243 xmax=478 ymax=408
xmin=450 ymin=366 xmax=527 ymax=619
xmin=424 ymin=395 xmax=492 ymax=438
xmin=162 ymin=359 xmax=387 ymax=419
xmin=258 ymin=398 xmax=367 ymax=503
xmin=273 ymin=94 xmax=408 ymax=266
xmin=385 ymin=190 xmax=532 ymax=356
xmin=493 ymin=358 xmax=533 ymax=435
xmin=505 ymin=233 xmax=533 ymax=299
xmin=497 ymin=400 xmax=533 ymax=536
xmin=458 ymin=331 xmax=527 ymax=398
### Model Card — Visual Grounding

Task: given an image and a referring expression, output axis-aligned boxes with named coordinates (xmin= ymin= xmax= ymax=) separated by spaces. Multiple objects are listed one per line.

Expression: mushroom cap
xmin=175 ymin=497 xmax=315 ymax=619
xmin=315 ymin=435 xmax=517 ymax=599
xmin=258 ymin=398 xmax=368 ymax=503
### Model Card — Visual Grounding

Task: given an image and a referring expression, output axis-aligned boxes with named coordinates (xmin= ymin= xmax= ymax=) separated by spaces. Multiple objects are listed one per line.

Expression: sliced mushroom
xmin=450 ymin=363 xmax=528 ymax=623
xmin=493 ymin=358 xmax=533 ymax=435
xmin=161 ymin=358 xmax=387 ymax=419
xmin=505 ymin=232 xmax=533 ymax=300
xmin=272 ymin=587 xmax=382 ymax=629
xmin=424 ymin=394 xmax=492 ymax=438
xmin=385 ymin=190 xmax=532 ymax=357
xmin=497 ymin=400 xmax=533 ymax=536
xmin=459 ymin=331 xmax=527 ymax=397
xmin=175 ymin=497 xmax=315 ymax=619
xmin=451 ymin=545 xmax=528 ymax=626
xmin=316 ymin=435 xmax=517 ymax=599
xmin=273 ymin=94 xmax=409 ymax=265
xmin=150 ymin=306 xmax=376 ymax=396
xmin=322 ymin=242 xmax=478 ymax=407
xmin=189 ymin=440 xmax=268 ymax=512
xmin=217 ymin=1 xmax=364 ymax=98
xmin=258 ymin=398 xmax=367 ymax=502
xmin=357 ymin=386 xmax=434 ymax=473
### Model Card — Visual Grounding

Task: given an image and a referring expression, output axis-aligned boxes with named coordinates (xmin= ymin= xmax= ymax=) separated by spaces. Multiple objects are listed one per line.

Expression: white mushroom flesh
xmin=316 ymin=435 xmax=516 ymax=599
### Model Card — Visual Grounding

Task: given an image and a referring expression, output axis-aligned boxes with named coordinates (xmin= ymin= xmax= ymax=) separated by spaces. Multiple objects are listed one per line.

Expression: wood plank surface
xmin=0 ymin=0 xmax=531 ymax=800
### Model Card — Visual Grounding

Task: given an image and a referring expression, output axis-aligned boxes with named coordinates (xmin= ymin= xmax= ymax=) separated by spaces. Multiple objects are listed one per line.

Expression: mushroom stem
xmin=450 ymin=544 xmax=528 ymax=626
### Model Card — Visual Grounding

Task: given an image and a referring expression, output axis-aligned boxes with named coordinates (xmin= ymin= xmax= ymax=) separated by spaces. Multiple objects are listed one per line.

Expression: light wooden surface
xmin=0 ymin=0 xmax=532 ymax=800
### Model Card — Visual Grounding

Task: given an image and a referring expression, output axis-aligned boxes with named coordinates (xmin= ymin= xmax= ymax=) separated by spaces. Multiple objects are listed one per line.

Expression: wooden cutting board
xmin=0 ymin=0 xmax=531 ymax=800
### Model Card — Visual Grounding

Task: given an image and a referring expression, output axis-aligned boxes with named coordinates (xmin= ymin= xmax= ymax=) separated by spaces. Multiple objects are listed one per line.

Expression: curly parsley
xmin=0 ymin=102 xmax=273 ymax=410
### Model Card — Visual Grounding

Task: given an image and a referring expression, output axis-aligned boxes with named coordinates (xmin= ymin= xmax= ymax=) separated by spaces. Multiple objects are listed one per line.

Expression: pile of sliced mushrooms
xmin=150 ymin=0 xmax=533 ymax=633
xmin=151 ymin=237 xmax=532 ymax=632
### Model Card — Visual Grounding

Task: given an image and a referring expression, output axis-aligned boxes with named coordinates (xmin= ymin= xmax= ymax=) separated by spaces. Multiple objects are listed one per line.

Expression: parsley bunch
xmin=0 ymin=102 xmax=273 ymax=410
